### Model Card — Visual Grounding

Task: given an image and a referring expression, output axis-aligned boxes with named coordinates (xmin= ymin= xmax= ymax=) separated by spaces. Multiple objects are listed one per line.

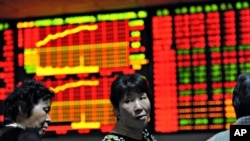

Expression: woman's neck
xmin=6 ymin=122 xmax=25 ymax=129
xmin=16 ymin=116 xmax=32 ymax=129
xmin=112 ymin=121 xmax=144 ymax=140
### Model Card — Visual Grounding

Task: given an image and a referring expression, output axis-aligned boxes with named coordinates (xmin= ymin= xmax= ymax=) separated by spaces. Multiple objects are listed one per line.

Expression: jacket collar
xmin=236 ymin=116 xmax=250 ymax=125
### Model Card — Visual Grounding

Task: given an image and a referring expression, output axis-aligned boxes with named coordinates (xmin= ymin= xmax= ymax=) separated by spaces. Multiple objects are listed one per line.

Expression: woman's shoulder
xmin=142 ymin=129 xmax=157 ymax=141
xmin=102 ymin=133 xmax=126 ymax=141
xmin=18 ymin=128 xmax=41 ymax=141
xmin=101 ymin=129 xmax=157 ymax=141
xmin=0 ymin=126 xmax=23 ymax=141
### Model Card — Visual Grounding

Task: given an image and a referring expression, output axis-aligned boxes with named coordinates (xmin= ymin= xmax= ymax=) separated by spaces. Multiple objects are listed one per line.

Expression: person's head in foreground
xmin=103 ymin=73 xmax=156 ymax=141
xmin=4 ymin=79 xmax=55 ymax=136
xmin=232 ymin=73 xmax=250 ymax=119
xmin=206 ymin=73 xmax=250 ymax=141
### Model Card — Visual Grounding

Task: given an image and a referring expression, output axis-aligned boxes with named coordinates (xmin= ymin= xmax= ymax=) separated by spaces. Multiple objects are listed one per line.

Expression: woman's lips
xmin=39 ymin=126 xmax=48 ymax=136
xmin=136 ymin=115 xmax=147 ymax=120
xmin=41 ymin=127 xmax=47 ymax=135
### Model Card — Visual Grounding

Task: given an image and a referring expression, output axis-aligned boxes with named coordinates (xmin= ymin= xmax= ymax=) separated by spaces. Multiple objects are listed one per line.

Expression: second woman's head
xmin=110 ymin=73 xmax=152 ymax=129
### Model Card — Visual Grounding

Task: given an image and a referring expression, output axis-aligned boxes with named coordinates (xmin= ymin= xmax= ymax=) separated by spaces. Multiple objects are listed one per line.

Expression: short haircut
xmin=109 ymin=73 xmax=152 ymax=110
xmin=4 ymin=79 xmax=55 ymax=123
xmin=233 ymin=73 xmax=250 ymax=118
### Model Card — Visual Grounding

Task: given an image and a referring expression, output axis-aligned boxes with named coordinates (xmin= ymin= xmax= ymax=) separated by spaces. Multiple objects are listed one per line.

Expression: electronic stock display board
xmin=152 ymin=1 xmax=250 ymax=133
xmin=0 ymin=23 xmax=15 ymax=123
xmin=0 ymin=0 xmax=250 ymax=135
xmin=1 ymin=10 xmax=150 ymax=134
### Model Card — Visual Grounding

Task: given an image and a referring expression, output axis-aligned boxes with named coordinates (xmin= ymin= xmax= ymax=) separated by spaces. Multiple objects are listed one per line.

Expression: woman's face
xmin=117 ymin=92 xmax=151 ymax=130
xmin=25 ymin=99 xmax=52 ymax=136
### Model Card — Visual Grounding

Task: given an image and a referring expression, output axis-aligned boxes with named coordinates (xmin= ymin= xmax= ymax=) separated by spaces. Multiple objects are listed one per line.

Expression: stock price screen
xmin=0 ymin=0 xmax=250 ymax=134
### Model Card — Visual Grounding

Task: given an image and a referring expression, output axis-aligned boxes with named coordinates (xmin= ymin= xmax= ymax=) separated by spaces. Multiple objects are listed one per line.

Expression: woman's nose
xmin=134 ymin=100 xmax=143 ymax=112
xmin=46 ymin=114 xmax=51 ymax=123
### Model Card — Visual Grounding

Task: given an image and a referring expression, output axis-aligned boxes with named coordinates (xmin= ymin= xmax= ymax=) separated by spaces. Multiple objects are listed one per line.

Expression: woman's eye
xmin=124 ymin=99 xmax=132 ymax=103
xmin=140 ymin=96 xmax=147 ymax=100
xmin=43 ymin=107 xmax=50 ymax=113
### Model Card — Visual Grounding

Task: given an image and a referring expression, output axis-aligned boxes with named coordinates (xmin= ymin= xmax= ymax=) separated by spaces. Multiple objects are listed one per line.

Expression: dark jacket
xmin=206 ymin=116 xmax=250 ymax=141
xmin=0 ymin=126 xmax=41 ymax=141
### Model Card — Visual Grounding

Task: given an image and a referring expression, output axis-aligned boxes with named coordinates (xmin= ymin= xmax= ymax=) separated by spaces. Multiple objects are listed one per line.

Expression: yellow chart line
xmin=50 ymin=80 xmax=99 ymax=93
xmin=71 ymin=113 xmax=100 ymax=129
xmin=36 ymin=24 xmax=98 ymax=47
xmin=51 ymin=99 xmax=111 ymax=107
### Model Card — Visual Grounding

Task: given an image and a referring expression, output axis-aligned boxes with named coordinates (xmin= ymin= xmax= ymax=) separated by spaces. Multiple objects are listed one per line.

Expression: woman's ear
xmin=114 ymin=108 xmax=120 ymax=120
xmin=18 ymin=106 xmax=23 ymax=114
xmin=114 ymin=108 xmax=119 ymax=116
xmin=18 ymin=106 xmax=26 ymax=117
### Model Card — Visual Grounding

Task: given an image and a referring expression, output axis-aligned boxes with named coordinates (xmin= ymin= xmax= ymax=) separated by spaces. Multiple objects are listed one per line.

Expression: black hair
xmin=233 ymin=73 xmax=250 ymax=119
xmin=4 ymin=79 xmax=55 ymax=123
xmin=110 ymin=73 xmax=153 ymax=110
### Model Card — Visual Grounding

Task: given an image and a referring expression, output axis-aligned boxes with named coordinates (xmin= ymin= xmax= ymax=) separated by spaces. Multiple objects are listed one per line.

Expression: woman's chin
xmin=39 ymin=129 xmax=47 ymax=136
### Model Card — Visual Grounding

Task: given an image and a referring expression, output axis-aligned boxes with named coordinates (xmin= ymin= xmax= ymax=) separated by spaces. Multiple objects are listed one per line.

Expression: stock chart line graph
xmin=15 ymin=10 xmax=149 ymax=134
xmin=35 ymin=24 xmax=98 ymax=47
xmin=1 ymin=1 xmax=250 ymax=135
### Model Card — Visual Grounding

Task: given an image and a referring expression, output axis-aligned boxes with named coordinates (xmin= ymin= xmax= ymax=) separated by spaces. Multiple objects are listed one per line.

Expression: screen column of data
xmin=0 ymin=22 xmax=15 ymax=123
xmin=16 ymin=10 xmax=150 ymax=134
xmin=152 ymin=1 xmax=250 ymax=133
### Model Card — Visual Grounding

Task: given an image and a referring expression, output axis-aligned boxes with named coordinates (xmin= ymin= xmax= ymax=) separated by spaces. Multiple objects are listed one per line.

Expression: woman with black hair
xmin=102 ymin=73 xmax=157 ymax=141
xmin=0 ymin=79 xmax=55 ymax=141
xmin=207 ymin=73 xmax=250 ymax=141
